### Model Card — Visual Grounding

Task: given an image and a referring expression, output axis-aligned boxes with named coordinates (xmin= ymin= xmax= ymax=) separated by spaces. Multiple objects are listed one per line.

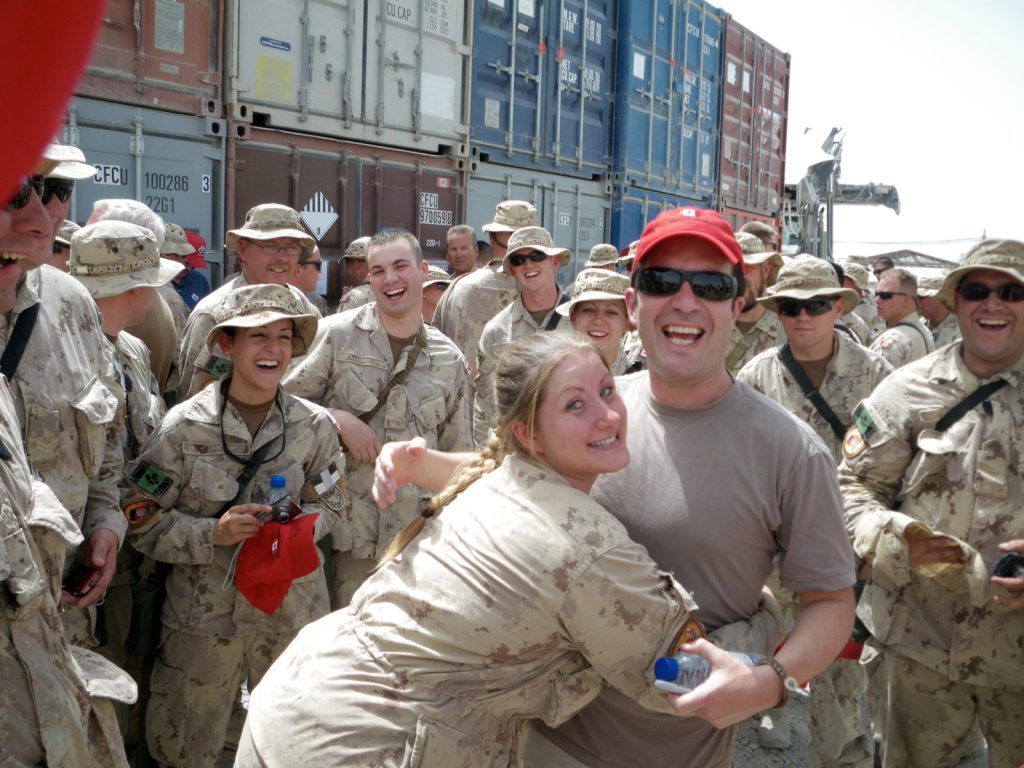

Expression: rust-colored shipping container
xmin=718 ymin=204 xmax=780 ymax=246
xmin=77 ymin=0 xmax=222 ymax=116
xmin=227 ymin=125 xmax=468 ymax=303
xmin=717 ymin=17 xmax=789 ymax=219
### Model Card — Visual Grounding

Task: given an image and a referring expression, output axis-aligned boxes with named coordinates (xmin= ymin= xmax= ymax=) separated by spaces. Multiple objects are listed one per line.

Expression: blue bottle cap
xmin=270 ymin=475 xmax=286 ymax=488
xmin=653 ymin=656 xmax=679 ymax=682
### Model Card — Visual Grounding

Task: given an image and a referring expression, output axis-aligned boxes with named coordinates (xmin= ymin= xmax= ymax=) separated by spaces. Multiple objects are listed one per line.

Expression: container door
xmin=674 ymin=0 xmax=722 ymax=201
xmin=610 ymin=185 xmax=705 ymax=247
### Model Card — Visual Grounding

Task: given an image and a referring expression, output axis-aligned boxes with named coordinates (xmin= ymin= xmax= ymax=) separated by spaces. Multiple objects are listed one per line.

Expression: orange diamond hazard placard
xmin=300 ymin=192 xmax=338 ymax=240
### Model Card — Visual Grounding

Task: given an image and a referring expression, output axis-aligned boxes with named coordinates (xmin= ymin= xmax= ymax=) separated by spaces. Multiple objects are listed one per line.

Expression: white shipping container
xmin=226 ymin=0 xmax=469 ymax=155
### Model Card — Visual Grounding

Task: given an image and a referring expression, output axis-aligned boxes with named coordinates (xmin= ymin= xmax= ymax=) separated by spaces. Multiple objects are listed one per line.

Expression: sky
xmin=716 ymin=0 xmax=1024 ymax=262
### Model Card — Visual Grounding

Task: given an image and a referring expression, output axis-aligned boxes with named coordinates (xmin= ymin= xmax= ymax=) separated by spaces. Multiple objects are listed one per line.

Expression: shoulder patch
xmin=128 ymin=461 xmax=173 ymax=499
xmin=669 ymin=618 xmax=707 ymax=655
xmin=842 ymin=426 xmax=866 ymax=459
xmin=879 ymin=335 xmax=895 ymax=350
xmin=204 ymin=355 xmax=232 ymax=378
xmin=300 ymin=460 xmax=348 ymax=512
xmin=123 ymin=496 xmax=159 ymax=530
xmin=852 ymin=403 xmax=875 ymax=440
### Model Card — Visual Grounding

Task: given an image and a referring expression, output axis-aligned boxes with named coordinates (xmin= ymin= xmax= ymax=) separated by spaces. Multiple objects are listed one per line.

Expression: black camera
xmin=990 ymin=552 xmax=1024 ymax=579
xmin=259 ymin=495 xmax=302 ymax=524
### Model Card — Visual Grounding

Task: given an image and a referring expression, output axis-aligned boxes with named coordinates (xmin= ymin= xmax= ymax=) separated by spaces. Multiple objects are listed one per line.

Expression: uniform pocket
xmin=0 ymin=504 xmax=48 ymax=618
xmin=338 ymin=371 xmax=381 ymax=415
xmin=411 ymin=393 xmax=447 ymax=433
xmin=71 ymin=378 xmax=118 ymax=477
xmin=402 ymin=715 xmax=512 ymax=768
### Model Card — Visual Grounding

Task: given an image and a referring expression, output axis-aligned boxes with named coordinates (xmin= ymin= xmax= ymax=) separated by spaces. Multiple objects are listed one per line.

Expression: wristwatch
xmin=755 ymin=656 xmax=800 ymax=707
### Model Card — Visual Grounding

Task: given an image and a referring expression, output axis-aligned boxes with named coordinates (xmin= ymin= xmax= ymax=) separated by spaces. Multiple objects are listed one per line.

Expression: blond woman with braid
xmin=236 ymin=333 xmax=704 ymax=767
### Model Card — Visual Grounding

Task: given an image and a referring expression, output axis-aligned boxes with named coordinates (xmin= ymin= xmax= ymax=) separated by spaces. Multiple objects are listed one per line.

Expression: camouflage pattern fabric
xmin=931 ymin=313 xmax=961 ymax=348
xmin=473 ymin=296 xmax=566 ymax=446
xmin=841 ymin=311 xmax=872 ymax=345
xmin=335 ymin=283 xmax=374 ymax=313
xmin=725 ymin=310 xmax=784 ymax=375
xmin=284 ymin=304 xmax=472 ymax=562
xmin=432 ymin=263 xmax=519 ymax=374
xmin=236 ymin=455 xmax=698 ymax=768
xmin=853 ymin=297 xmax=885 ymax=340
xmin=868 ymin=311 xmax=934 ymax=369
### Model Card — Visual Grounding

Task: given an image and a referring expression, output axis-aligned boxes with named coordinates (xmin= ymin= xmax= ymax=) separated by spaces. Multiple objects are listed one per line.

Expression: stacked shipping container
xmin=61 ymin=0 xmax=789 ymax=299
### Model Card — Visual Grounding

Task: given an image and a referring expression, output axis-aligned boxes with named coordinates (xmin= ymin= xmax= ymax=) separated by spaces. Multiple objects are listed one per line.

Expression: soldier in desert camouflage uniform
xmin=335 ymin=236 xmax=374 ymax=313
xmin=738 ymin=256 xmax=892 ymax=767
xmin=917 ymin=272 xmax=961 ymax=348
xmin=431 ymin=200 xmax=537 ymax=373
xmin=125 ymin=283 xmax=346 ymax=768
xmin=177 ymin=203 xmax=322 ymax=400
xmin=840 ymin=261 xmax=884 ymax=341
xmin=839 ymin=239 xmax=1024 ymax=767
xmin=584 ymin=242 xmax=620 ymax=271
xmin=285 ymin=230 xmax=472 ymax=607
xmin=238 ymin=333 xmax=702 ymax=768
xmin=725 ymin=231 xmax=785 ymax=374
xmin=473 ymin=226 xmax=569 ymax=445
xmin=869 ymin=267 xmax=934 ymax=368
xmin=156 ymin=222 xmax=195 ymax=336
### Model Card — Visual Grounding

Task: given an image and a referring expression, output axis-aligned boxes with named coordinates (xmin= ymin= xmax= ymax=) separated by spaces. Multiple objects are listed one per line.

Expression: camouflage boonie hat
xmin=735 ymin=231 xmax=784 ymax=285
xmin=618 ymin=239 xmax=640 ymax=264
xmin=342 ymin=236 xmax=371 ymax=261
xmin=556 ymin=268 xmax=629 ymax=316
xmin=936 ymin=239 xmax=1024 ymax=308
xmin=502 ymin=226 xmax=571 ymax=271
xmin=916 ymin=273 xmax=947 ymax=298
xmin=423 ymin=264 xmax=452 ymax=288
xmin=585 ymin=243 xmax=619 ymax=267
xmin=69 ymin=221 xmax=184 ymax=299
xmin=481 ymin=200 xmax=538 ymax=234
xmin=41 ymin=142 xmax=97 ymax=180
xmin=840 ymin=261 xmax=871 ymax=292
xmin=206 ymin=284 xmax=319 ymax=356
xmin=225 ymin=204 xmax=314 ymax=255
xmin=54 ymin=219 xmax=81 ymax=248
xmin=160 ymin=222 xmax=197 ymax=257
xmin=759 ymin=255 xmax=860 ymax=315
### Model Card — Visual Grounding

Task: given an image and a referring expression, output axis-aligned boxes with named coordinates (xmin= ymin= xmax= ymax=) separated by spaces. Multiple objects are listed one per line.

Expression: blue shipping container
xmin=612 ymin=0 xmax=724 ymax=201
xmin=610 ymin=184 xmax=707 ymax=248
xmin=469 ymin=0 xmax=614 ymax=180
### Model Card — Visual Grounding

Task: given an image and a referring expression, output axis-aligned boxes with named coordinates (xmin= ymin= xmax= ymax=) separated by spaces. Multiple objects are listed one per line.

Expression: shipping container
xmin=228 ymin=125 xmax=468 ymax=302
xmin=717 ymin=204 xmax=781 ymax=244
xmin=77 ymin=0 xmax=222 ymax=117
xmin=467 ymin=160 xmax=610 ymax=283
xmin=469 ymin=0 xmax=614 ymax=180
xmin=225 ymin=0 xmax=469 ymax=156
xmin=609 ymin=184 xmax=707 ymax=248
xmin=611 ymin=0 xmax=724 ymax=201
xmin=717 ymin=17 xmax=789 ymax=218
xmin=62 ymin=97 xmax=227 ymax=283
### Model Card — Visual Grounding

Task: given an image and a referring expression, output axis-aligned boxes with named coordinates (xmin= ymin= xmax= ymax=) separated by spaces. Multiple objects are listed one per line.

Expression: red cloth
xmin=236 ymin=514 xmax=320 ymax=615
xmin=0 ymin=1 xmax=105 ymax=202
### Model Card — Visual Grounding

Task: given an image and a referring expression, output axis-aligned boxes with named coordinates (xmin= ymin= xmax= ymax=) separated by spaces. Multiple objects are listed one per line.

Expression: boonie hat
xmin=206 ymin=283 xmax=319 ymax=356
xmin=342 ymin=236 xmax=371 ymax=261
xmin=225 ymin=204 xmax=314 ymax=255
xmin=41 ymin=142 xmax=97 ymax=180
xmin=423 ymin=264 xmax=452 ymax=288
xmin=735 ymin=231 xmax=785 ymax=285
xmin=184 ymin=230 xmax=208 ymax=268
xmin=481 ymin=200 xmax=538 ymax=234
xmin=916 ymin=273 xmax=947 ymax=298
xmin=840 ymin=262 xmax=870 ymax=292
xmin=160 ymin=223 xmax=196 ymax=257
xmin=54 ymin=219 xmax=80 ymax=248
xmin=586 ymin=243 xmax=619 ymax=268
xmin=69 ymin=221 xmax=183 ymax=299
xmin=936 ymin=239 xmax=1024 ymax=308
xmin=635 ymin=207 xmax=742 ymax=268
xmin=759 ymin=255 xmax=860 ymax=315
xmin=556 ymin=268 xmax=629 ymax=316
xmin=618 ymin=240 xmax=640 ymax=264
xmin=502 ymin=226 xmax=571 ymax=272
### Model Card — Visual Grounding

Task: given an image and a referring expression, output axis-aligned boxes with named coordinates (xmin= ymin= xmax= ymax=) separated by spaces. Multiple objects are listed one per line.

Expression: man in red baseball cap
xmin=527 ymin=207 xmax=856 ymax=767
xmin=172 ymin=229 xmax=211 ymax=310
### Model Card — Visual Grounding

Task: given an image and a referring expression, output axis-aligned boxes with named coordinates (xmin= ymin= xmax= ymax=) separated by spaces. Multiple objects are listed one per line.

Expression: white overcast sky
xmin=717 ymin=0 xmax=1024 ymax=262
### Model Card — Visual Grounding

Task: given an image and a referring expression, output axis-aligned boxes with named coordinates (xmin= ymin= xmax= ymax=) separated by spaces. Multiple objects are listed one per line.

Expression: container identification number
xmin=145 ymin=172 xmax=190 ymax=192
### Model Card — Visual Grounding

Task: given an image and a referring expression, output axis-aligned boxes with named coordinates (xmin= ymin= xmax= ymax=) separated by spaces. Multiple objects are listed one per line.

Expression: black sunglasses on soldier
xmin=633 ymin=267 xmax=738 ymax=302
xmin=776 ymin=297 xmax=836 ymax=317
xmin=956 ymin=282 xmax=1024 ymax=304
xmin=508 ymin=251 xmax=548 ymax=268
xmin=41 ymin=177 xmax=75 ymax=205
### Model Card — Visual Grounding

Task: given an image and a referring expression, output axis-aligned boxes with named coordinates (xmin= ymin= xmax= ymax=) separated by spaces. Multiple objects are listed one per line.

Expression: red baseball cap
xmin=185 ymin=230 xmax=208 ymax=269
xmin=635 ymin=207 xmax=742 ymax=268
xmin=235 ymin=513 xmax=320 ymax=615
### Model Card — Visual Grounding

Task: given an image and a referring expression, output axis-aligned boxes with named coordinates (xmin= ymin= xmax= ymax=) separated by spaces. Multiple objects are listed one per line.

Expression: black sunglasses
xmin=41 ymin=177 xmax=75 ymax=205
xmin=299 ymin=260 xmax=323 ymax=272
xmin=875 ymin=291 xmax=909 ymax=301
xmin=776 ymin=297 xmax=836 ymax=317
xmin=6 ymin=177 xmax=46 ymax=210
xmin=956 ymin=282 xmax=1024 ymax=304
xmin=634 ymin=267 xmax=738 ymax=302
xmin=508 ymin=251 xmax=549 ymax=268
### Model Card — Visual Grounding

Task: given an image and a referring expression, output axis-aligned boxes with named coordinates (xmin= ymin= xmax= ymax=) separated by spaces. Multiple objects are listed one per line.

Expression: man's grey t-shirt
xmin=534 ymin=373 xmax=855 ymax=768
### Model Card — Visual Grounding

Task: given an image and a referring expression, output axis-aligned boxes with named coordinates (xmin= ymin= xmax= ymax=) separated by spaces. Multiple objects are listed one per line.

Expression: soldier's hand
xmin=63 ymin=528 xmax=121 ymax=608
xmin=906 ymin=533 xmax=965 ymax=567
xmin=373 ymin=438 xmax=427 ymax=508
xmin=213 ymin=504 xmax=267 ymax=546
xmin=992 ymin=539 xmax=1024 ymax=609
xmin=332 ymin=409 xmax=382 ymax=464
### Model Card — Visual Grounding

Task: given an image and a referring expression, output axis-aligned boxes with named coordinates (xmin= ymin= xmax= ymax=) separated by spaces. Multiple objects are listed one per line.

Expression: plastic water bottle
xmin=653 ymin=650 xmax=764 ymax=694
xmin=267 ymin=474 xmax=287 ymax=505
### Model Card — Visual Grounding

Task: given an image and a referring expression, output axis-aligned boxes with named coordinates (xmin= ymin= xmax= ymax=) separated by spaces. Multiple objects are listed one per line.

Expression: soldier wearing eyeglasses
xmin=176 ymin=204 xmax=323 ymax=400
xmin=737 ymin=256 xmax=892 ymax=767
xmin=839 ymin=239 xmax=1024 ymax=767
xmin=724 ymin=232 xmax=786 ymax=375
xmin=472 ymin=226 xmax=569 ymax=446
xmin=870 ymin=267 xmax=934 ymax=368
